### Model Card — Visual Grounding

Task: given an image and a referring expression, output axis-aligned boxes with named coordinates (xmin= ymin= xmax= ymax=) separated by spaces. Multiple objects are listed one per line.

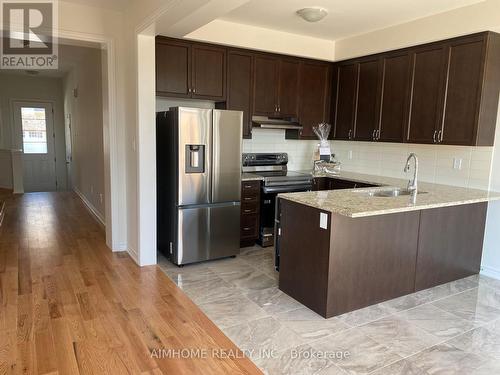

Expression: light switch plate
xmin=453 ymin=158 xmax=463 ymax=170
xmin=320 ymin=212 xmax=328 ymax=230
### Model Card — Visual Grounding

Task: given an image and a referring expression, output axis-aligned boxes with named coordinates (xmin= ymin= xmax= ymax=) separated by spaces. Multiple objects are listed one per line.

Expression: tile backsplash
xmin=244 ymin=129 xmax=493 ymax=190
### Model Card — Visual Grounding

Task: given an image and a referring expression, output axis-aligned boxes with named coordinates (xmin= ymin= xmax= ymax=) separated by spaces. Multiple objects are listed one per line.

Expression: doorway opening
xmin=13 ymin=101 xmax=57 ymax=192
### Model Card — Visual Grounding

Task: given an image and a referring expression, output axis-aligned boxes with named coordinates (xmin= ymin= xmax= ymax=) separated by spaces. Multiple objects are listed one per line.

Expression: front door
xmin=13 ymin=101 xmax=57 ymax=192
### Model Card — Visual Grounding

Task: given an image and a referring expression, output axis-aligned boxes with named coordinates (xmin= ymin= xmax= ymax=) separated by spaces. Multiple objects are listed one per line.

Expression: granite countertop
xmin=241 ymin=172 xmax=264 ymax=181
xmin=279 ymin=170 xmax=500 ymax=218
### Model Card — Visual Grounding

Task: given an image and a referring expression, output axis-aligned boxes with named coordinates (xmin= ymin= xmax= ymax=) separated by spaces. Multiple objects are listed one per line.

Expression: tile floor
xmin=158 ymin=246 xmax=500 ymax=375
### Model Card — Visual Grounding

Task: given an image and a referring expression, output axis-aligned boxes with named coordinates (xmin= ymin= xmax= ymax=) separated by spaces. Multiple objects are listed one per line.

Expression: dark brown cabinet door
xmin=226 ymin=51 xmax=254 ymax=138
xmin=156 ymin=40 xmax=191 ymax=97
xmin=333 ymin=63 xmax=358 ymax=140
xmin=297 ymin=62 xmax=331 ymax=138
xmin=253 ymin=55 xmax=279 ymax=116
xmin=278 ymin=59 xmax=300 ymax=117
xmin=354 ymin=59 xmax=382 ymax=141
xmin=441 ymin=38 xmax=485 ymax=145
xmin=407 ymin=45 xmax=447 ymax=143
xmin=379 ymin=52 xmax=412 ymax=142
xmin=191 ymin=45 xmax=226 ymax=100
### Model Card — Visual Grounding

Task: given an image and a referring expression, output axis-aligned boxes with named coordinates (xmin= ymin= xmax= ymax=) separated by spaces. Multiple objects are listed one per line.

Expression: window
xmin=21 ymin=107 xmax=48 ymax=154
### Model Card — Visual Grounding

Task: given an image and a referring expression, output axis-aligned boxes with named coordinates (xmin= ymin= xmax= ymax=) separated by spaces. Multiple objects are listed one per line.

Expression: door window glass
xmin=21 ymin=107 xmax=48 ymax=154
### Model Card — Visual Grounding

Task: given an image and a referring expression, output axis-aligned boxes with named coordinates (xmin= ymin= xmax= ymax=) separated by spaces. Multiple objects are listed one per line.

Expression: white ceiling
xmin=61 ymin=0 xmax=131 ymax=11
xmin=220 ymin=0 xmax=487 ymax=40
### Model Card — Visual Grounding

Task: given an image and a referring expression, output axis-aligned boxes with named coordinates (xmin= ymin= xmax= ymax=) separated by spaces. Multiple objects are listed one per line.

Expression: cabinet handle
xmin=244 ymin=185 xmax=253 ymax=188
xmin=376 ymin=129 xmax=380 ymax=140
xmin=188 ymin=88 xmax=192 ymax=93
xmin=348 ymin=129 xmax=353 ymax=140
xmin=278 ymin=104 xmax=281 ymax=113
xmin=372 ymin=129 xmax=376 ymax=140
xmin=243 ymin=227 xmax=252 ymax=231
xmin=438 ymin=130 xmax=443 ymax=143
xmin=193 ymin=87 xmax=196 ymax=93
xmin=244 ymin=197 xmax=253 ymax=201
xmin=243 ymin=209 xmax=252 ymax=213
xmin=432 ymin=130 xmax=438 ymax=143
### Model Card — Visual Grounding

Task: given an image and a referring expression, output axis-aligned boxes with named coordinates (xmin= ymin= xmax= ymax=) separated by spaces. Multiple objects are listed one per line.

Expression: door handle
xmin=437 ymin=130 xmax=443 ymax=143
xmin=433 ymin=130 xmax=438 ymax=143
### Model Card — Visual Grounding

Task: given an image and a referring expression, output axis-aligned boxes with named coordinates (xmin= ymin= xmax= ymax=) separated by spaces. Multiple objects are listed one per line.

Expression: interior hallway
xmin=0 ymin=191 xmax=261 ymax=374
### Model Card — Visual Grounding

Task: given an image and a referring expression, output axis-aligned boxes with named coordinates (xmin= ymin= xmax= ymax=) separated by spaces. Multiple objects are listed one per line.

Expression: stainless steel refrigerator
xmin=156 ymin=107 xmax=243 ymax=265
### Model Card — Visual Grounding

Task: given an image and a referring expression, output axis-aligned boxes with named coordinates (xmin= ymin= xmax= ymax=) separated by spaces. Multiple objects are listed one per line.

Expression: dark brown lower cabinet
xmin=415 ymin=203 xmax=487 ymax=290
xmin=240 ymin=180 xmax=261 ymax=247
xmin=278 ymin=199 xmax=488 ymax=318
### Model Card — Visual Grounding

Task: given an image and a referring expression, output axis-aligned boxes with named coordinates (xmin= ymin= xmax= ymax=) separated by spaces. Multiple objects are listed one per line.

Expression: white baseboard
xmin=112 ymin=242 xmax=128 ymax=252
xmin=73 ymin=188 xmax=105 ymax=228
xmin=480 ymin=265 xmax=500 ymax=280
xmin=128 ymin=247 xmax=140 ymax=265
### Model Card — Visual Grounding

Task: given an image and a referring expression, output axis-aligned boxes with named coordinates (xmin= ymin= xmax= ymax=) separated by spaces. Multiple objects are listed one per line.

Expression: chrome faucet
xmin=404 ymin=153 xmax=418 ymax=193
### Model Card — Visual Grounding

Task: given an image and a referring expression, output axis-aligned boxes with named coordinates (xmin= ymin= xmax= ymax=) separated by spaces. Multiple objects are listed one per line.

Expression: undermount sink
xmin=364 ymin=188 xmax=427 ymax=198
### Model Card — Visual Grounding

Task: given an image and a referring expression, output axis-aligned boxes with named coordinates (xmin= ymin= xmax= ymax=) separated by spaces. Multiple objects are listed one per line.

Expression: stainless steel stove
xmin=242 ymin=153 xmax=312 ymax=247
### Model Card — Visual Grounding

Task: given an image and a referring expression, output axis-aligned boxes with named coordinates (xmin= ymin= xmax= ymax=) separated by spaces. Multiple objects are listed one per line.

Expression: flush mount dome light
xmin=296 ymin=7 xmax=328 ymax=22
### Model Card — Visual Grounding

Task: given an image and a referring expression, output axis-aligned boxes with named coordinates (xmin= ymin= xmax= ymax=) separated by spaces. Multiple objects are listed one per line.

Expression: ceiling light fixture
xmin=296 ymin=7 xmax=328 ymax=23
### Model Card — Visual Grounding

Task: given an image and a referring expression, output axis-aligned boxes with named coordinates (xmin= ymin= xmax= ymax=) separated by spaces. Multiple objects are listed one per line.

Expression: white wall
xmin=0 ymin=73 xmax=67 ymax=190
xmin=63 ymin=46 xmax=105 ymax=222
xmin=186 ymin=19 xmax=335 ymax=61
xmin=57 ymin=0 xmax=129 ymax=252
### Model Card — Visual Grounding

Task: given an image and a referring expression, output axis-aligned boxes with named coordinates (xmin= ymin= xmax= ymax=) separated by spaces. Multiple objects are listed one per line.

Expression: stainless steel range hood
xmin=252 ymin=116 xmax=302 ymax=130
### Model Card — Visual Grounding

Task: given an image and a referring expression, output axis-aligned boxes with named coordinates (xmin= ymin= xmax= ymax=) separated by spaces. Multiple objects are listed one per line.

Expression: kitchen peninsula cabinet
xmin=278 ymin=198 xmax=489 ymax=318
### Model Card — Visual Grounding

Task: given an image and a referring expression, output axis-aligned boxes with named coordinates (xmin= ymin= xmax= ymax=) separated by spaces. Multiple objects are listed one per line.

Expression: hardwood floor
xmin=0 ymin=192 xmax=262 ymax=374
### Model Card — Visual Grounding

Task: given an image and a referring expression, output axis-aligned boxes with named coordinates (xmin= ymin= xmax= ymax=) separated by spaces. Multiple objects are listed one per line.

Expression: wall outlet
xmin=348 ymin=150 xmax=353 ymax=160
xmin=453 ymin=158 xmax=463 ymax=170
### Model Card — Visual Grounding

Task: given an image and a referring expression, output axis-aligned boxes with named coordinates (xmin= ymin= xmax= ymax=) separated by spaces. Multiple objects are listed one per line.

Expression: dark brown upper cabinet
xmin=333 ymin=63 xmax=358 ymax=140
xmin=253 ymin=55 xmax=280 ymax=116
xmin=354 ymin=58 xmax=383 ymax=141
xmin=156 ymin=37 xmax=226 ymax=101
xmin=277 ymin=59 xmax=300 ymax=117
xmin=191 ymin=45 xmax=226 ymax=100
xmin=156 ymin=39 xmax=191 ymax=97
xmin=252 ymin=55 xmax=299 ymax=118
xmin=440 ymin=34 xmax=500 ymax=146
xmin=406 ymin=45 xmax=448 ymax=144
xmin=294 ymin=61 xmax=331 ymax=138
xmin=225 ymin=50 xmax=254 ymax=138
xmin=378 ymin=52 xmax=412 ymax=142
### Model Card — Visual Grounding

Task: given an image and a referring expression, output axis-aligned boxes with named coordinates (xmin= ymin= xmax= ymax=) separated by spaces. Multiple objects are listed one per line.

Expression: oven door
xmin=258 ymin=184 xmax=311 ymax=247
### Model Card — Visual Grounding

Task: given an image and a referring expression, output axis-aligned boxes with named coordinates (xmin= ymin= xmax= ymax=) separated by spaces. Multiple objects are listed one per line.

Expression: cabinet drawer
xmin=240 ymin=214 xmax=259 ymax=239
xmin=241 ymin=201 xmax=259 ymax=215
xmin=242 ymin=180 xmax=261 ymax=195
